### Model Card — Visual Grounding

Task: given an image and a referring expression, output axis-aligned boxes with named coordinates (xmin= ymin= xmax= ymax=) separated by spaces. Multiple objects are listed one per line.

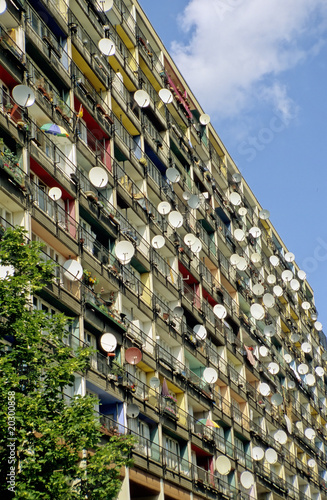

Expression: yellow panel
xmin=71 ymin=46 xmax=106 ymax=92
xmin=112 ymin=99 xmax=139 ymax=136
xmin=116 ymin=25 xmax=135 ymax=50
xmin=137 ymin=361 xmax=153 ymax=373
xmin=139 ymin=57 xmax=161 ymax=89
xmin=140 ymin=272 xmax=151 ymax=306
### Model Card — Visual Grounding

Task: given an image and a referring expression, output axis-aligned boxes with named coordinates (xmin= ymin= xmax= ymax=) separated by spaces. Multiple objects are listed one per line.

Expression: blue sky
xmin=139 ymin=0 xmax=327 ymax=333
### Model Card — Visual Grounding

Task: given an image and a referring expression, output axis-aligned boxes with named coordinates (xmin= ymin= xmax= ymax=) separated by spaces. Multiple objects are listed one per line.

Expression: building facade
xmin=1 ymin=0 xmax=327 ymax=499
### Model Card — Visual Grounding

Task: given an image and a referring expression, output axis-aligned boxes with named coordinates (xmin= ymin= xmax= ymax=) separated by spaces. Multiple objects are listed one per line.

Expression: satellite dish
xmin=125 ymin=347 xmax=142 ymax=365
xmin=288 ymin=380 xmax=296 ymax=390
xmin=0 ymin=0 xmax=7 ymax=14
xmin=253 ymin=283 xmax=264 ymax=296
xmin=0 ymin=265 xmax=14 ymax=279
xmin=157 ymin=201 xmax=171 ymax=215
xmin=285 ymin=251 xmax=295 ymax=262
xmin=263 ymin=293 xmax=275 ymax=308
xmin=158 ymin=88 xmax=173 ymax=104
xmin=188 ymin=194 xmax=201 ymax=209
xmin=183 ymin=191 xmax=191 ymax=200
xmin=268 ymin=362 xmax=279 ymax=375
xmin=166 ymin=167 xmax=180 ymax=183
xmin=97 ymin=0 xmax=113 ymax=11
xmin=301 ymin=342 xmax=312 ymax=353
xmin=98 ymin=38 xmax=116 ymax=55
xmin=281 ymin=270 xmax=293 ymax=282
xmin=298 ymin=363 xmax=309 ymax=375
xmin=230 ymin=254 xmax=241 ymax=266
xmin=284 ymin=415 xmax=292 ymax=434
xmin=250 ymin=253 xmax=261 ymax=265
xmin=199 ymin=113 xmax=210 ymax=125
xmin=308 ymin=458 xmax=316 ymax=468
xmin=126 ymin=404 xmax=140 ymax=418
xmin=193 ymin=324 xmax=207 ymax=341
xmin=250 ymin=303 xmax=265 ymax=320
xmin=240 ymin=471 xmax=254 ymax=489
xmin=306 ymin=374 xmax=316 ymax=386
xmin=234 ymin=229 xmax=246 ymax=242
xmin=301 ymin=301 xmax=310 ymax=310
xmin=252 ymin=446 xmax=264 ymax=461
xmin=184 ymin=233 xmax=197 ymax=247
xmin=168 ymin=211 xmax=183 ymax=228
xmin=284 ymin=353 xmax=292 ymax=364
xmin=295 ymin=421 xmax=303 ymax=431
xmin=215 ymin=455 xmax=231 ymax=475
xmin=63 ymin=259 xmax=83 ymax=281
xmin=12 ymin=85 xmax=35 ymax=107
xmin=259 ymin=346 xmax=269 ymax=357
xmin=150 ymin=376 xmax=160 ymax=388
xmin=269 ymin=255 xmax=280 ymax=267
xmin=274 ymin=429 xmax=287 ymax=444
xmin=259 ymin=209 xmax=270 ymax=220
xmin=238 ymin=207 xmax=247 ymax=216
xmin=311 ymin=312 xmax=318 ymax=321
xmin=290 ymin=279 xmax=300 ymax=291
xmin=203 ymin=367 xmax=218 ymax=384
xmin=315 ymin=366 xmax=324 ymax=377
xmin=190 ymin=238 xmax=202 ymax=253
xmin=249 ymin=226 xmax=261 ymax=238
xmin=232 ymin=173 xmax=242 ymax=183
xmin=304 ymin=428 xmax=316 ymax=440
xmin=236 ymin=257 xmax=248 ymax=271
xmin=213 ymin=304 xmax=227 ymax=319
xmin=290 ymin=333 xmax=300 ymax=343
xmin=115 ymin=240 xmax=135 ymax=264
xmin=258 ymin=383 xmax=270 ymax=396
xmin=229 ymin=192 xmax=241 ymax=206
xmin=89 ymin=166 xmax=109 ymax=188
xmin=100 ymin=333 xmax=117 ymax=353
xmin=134 ymin=89 xmax=150 ymax=108
xmin=172 ymin=306 xmax=184 ymax=319
xmin=273 ymin=285 xmax=283 ymax=297
xmin=264 ymin=325 xmax=275 ymax=337
xmin=267 ymin=274 xmax=276 ymax=285
xmin=271 ymin=393 xmax=283 ymax=406
xmin=151 ymin=235 xmax=165 ymax=249
xmin=48 ymin=187 xmax=62 ymax=200
xmin=297 ymin=270 xmax=306 ymax=280
xmin=265 ymin=448 xmax=278 ymax=464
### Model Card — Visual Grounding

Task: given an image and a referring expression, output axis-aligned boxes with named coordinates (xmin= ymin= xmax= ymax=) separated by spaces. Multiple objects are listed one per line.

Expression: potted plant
xmin=83 ymin=269 xmax=99 ymax=290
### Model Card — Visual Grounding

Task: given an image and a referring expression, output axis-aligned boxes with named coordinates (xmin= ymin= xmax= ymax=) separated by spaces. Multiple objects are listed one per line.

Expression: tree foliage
xmin=0 ymin=227 xmax=135 ymax=499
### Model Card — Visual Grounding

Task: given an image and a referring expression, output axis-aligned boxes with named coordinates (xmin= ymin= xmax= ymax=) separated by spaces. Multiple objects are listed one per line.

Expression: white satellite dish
xmin=98 ymin=38 xmax=115 ymax=55
xmin=172 ymin=306 xmax=184 ymax=318
xmin=168 ymin=211 xmax=183 ymax=228
xmin=301 ymin=301 xmax=310 ymax=310
xmin=229 ymin=192 xmax=241 ymax=206
xmin=251 ymin=253 xmax=261 ymax=265
xmin=295 ymin=421 xmax=303 ymax=431
xmin=252 ymin=447 xmax=264 ymax=461
xmin=268 ymin=362 xmax=279 ymax=375
xmin=271 ymin=393 xmax=283 ymax=406
xmin=301 ymin=342 xmax=312 ymax=353
xmin=188 ymin=194 xmax=201 ymax=209
xmin=89 ymin=166 xmax=109 ymax=188
xmin=199 ymin=113 xmax=210 ymax=125
xmin=0 ymin=0 xmax=7 ymax=15
xmin=234 ymin=229 xmax=245 ymax=242
xmin=97 ymin=0 xmax=113 ymax=11
xmin=306 ymin=374 xmax=316 ymax=386
xmin=249 ymin=226 xmax=261 ymax=238
xmin=115 ymin=240 xmax=135 ymax=264
xmin=0 ymin=265 xmax=14 ymax=280
xmin=48 ymin=187 xmax=62 ymax=200
xmin=282 ymin=270 xmax=293 ymax=282
xmin=191 ymin=238 xmax=202 ymax=253
xmin=298 ymin=363 xmax=309 ymax=375
xmin=134 ymin=89 xmax=150 ymax=108
xmin=273 ymin=285 xmax=283 ymax=297
xmin=304 ymin=428 xmax=316 ymax=440
xmin=258 ymin=383 xmax=270 ymax=396
xmin=63 ymin=259 xmax=83 ymax=281
xmin=193 ymin=324 xmax=207 ymax=341
xmin=250 ymin=303 xmax=265 ymax=320
xmin=240 ymin=471 xmax=254 ymax=489
xmin=203 ymin=367 xmax=218 ymax=384
xmin=184 ymin=233 xmax=197 ymax=247
xmin=236 ymin=257 xmax=247 ymax=271
xmin=311 ymin=313 xmax=318 ymax=321
xmin=230 ymin=254 xmax=241 ymax=266
xmin=290 ymin=279 xmax=300 ymax=291
xmin=284 ymin=415 xmax=292 ymax=434
xmin=166 ymin=167 xmax=180 ymax=183
xmin=151 ymin=235 xmax=165 ymax=249
xmin=100 ymin=333 xmax=117 ymax=353
xmin=297 ymin=270 xmax=306 ymax=280
xmin=269 ymin=255 xmax=280 ymax=267
xmin=315 ymin=366 xmax=324 ymax=377
xmin=285 ymin=252 xmax=295 ymax=262
xmin=238 ymin=207 xmax=247 ymax=216
xmin=259 ymin=209 xmax=270 ymax=220
xmin=284 ymin=353 xmax=292 ymax=364
xmin=215 ymin=455 xmax=231 ymax=475
xmin=12 ymin=85 xmax=35 ymax=107
xmin=308 ymin=458 xmax=316 ymax=468
xmin=126 ymin=404 xmax=140 ymax=418
xmin=232 ymin=173 xmax=242 ymax=183
xmin=265 ymin=448 xmax=278 ymax=464
xmin=267 ymin=274 xmax=276 ymax=285
xmin=259 ymin=346 xmax=269 ymax=357
xmin=213 ymin=304 xmax=227 ymax=319
xmin=158 ymin=88 xmax=173 ymax=104
xmin=157 ymin=201 xmax=171 ymax=215
xmin=288 ymin=380 xmax=296 ymax=390
xmin=253 ymin=283 xmax=264 ymax=296
xmin=264 ymin=325 xmax=275 ymax=337
xmin=314 ymin=321 xmax=323 ymax=331
xmin=274 ymin=429 xmax=287 ymax=444
xmin=290 ymin=333 xmax=300 ymax=343
xmin=263 ymin=293 xmax=275 ymax=308
xmin=149 ymin=376 xmax=160 ymax=388
xmin=182 ymin=191 xmax=191 ymax=200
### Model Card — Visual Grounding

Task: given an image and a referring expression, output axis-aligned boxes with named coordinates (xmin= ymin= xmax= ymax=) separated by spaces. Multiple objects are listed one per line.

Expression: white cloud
xmin=170 ymin=0 xmax=327 ymax=119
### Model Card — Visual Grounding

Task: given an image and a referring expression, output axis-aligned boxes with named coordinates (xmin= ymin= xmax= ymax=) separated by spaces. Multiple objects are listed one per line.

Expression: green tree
xmin=0 ymin=227 xmax=135 ymax=499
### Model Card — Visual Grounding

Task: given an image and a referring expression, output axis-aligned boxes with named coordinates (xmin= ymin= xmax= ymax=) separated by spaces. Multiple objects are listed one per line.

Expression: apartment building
xmin=1 ymin=0 xmax=327 ymax=499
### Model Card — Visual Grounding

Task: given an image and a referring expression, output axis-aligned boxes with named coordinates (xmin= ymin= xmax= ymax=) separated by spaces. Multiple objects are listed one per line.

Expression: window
xmin=163 ymin=435 xmax=180 ymax=469
xmin=0 ymin=204 xmax=12 ymax=227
